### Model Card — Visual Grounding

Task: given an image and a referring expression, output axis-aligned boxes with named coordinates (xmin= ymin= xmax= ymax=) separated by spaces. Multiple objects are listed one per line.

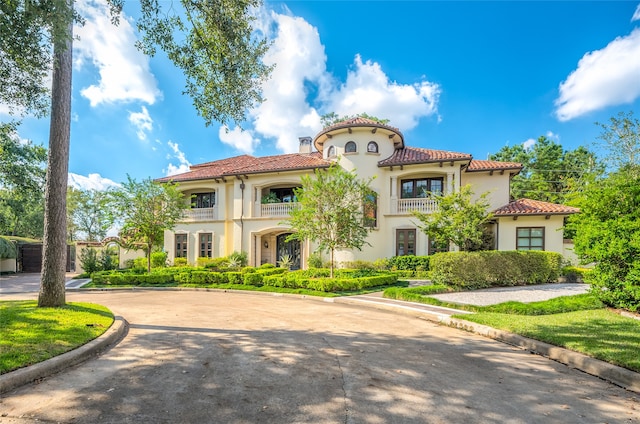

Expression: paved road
xmin=0 ymin=273 xmax=77 ymax=294
xmin=1 ymin=290 xmax=638 ymax=423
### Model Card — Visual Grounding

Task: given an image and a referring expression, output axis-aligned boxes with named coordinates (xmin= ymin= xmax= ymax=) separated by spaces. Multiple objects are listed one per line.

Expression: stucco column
xmin=447 ymin=172 xmax=455 ymax=194
xmin=254 ymin=185 xmax=261 ymax=217
xmin=390 ymin=176 xmax=398 ymax=214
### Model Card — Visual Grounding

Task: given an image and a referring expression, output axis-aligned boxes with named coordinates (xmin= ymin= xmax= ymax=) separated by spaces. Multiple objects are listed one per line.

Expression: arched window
xmin=367 ymin=141 xmax=379 ymax=153
xmin=345 ymin=141 xmax=357 ymax=153
xmin=327 ymin=145 xmax=336 ymax=158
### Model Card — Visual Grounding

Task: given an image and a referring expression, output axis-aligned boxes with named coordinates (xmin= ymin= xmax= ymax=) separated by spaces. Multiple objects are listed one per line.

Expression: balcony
xmin=260 ymin=202 xmax=299 ymax=217
xmin=395 ymin=198 xmax=438 ymax=214
xmin=182 ymin=207 xmax=218 ymax=222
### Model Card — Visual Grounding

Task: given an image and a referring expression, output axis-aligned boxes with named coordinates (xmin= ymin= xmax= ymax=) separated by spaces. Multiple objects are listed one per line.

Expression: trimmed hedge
xmin=90 ymin=265 xmax=397 ymax=292
xmin=261 ymin=271 xmax=397 ymax=292
xmin=430 ymin=250 xmax=563 ymax=290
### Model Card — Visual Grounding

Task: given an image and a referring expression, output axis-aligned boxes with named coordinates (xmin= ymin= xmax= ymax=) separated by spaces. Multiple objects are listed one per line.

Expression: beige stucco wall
xmin=0 ymin=258 xmax=17 ymax=273
xmin=75 ymin=242 xmax=146 ymax=274
xmin=496 ymin=215 xmax=566 ymax=254
xmin=461 ymin=171 xmax=512 ymax=210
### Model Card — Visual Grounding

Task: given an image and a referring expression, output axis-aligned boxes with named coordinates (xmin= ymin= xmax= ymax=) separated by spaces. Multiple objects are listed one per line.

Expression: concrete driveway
xmin=1 ymin=289 xmax=638 ymax=423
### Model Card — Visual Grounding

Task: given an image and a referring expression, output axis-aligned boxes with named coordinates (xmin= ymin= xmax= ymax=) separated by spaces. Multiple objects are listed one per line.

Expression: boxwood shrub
xmin=430 ymin=250 xmax=562 ymax=290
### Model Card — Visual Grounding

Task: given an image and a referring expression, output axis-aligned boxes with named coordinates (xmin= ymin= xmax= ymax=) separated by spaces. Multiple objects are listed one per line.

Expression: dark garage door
xmin=19 ymin=244 xmax=72 ymax=273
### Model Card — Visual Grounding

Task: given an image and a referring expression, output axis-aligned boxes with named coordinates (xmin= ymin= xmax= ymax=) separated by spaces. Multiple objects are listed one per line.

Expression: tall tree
xmin=569 ymin=169 xmax=640 ymax=311
xmin=38 ymin=0 xmax=74 ymax=307
xmin=67 ymin=188 xmax=116 ymax=241
xmin=1 ymin=0 xmax=271 ymax=306
xmin=489 ymin=136 xmax=602 ymax=204
xmin=286 ymin=166 xmax=375 ymax=278
xmin=595 ymin=110 xmax=640 ymax=175
xmin=0 ymin=122 xmax=47 ymax=238
xmin=112 ymin=176 xmax=184 ymax=273
xmin=411 ymin=184 xmax=493 ymax=252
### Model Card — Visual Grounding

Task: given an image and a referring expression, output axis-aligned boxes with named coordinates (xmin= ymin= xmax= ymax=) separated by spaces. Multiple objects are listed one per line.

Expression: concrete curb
xmin=441 ymin=317 xmax=640 ymax=394
xmin=0 ymin=315 xmax=127 ymax=395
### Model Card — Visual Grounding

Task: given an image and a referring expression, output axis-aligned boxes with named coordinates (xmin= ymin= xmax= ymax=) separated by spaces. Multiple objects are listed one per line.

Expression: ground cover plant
xmin=0 ymin=301 xmax=114 ymax=374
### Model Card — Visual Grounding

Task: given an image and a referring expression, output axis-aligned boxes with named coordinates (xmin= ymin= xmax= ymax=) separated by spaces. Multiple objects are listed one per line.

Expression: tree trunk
xmin=38 ymin=8 xmax=73 ymax=307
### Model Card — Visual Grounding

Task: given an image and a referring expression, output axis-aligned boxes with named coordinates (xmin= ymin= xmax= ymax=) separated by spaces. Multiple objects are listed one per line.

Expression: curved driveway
xmin=1 ymin=290 xmax=639 ymax=423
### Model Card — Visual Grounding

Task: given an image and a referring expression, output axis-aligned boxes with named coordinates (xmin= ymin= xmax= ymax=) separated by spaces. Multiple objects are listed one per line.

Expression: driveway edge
xmin=0 ymin=315 xmax=127 ymax=395
xmin=441 ymin=316 xmax=640 ymax=394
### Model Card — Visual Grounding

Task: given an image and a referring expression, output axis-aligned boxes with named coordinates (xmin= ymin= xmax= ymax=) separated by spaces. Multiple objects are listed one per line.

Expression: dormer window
xmin=345 ymin=141 xmax=357 ymax=153
xmin=367 ymin=141 xmax=379 ymax=153
xmin=327 ymin=145 xmax=336 ymax=158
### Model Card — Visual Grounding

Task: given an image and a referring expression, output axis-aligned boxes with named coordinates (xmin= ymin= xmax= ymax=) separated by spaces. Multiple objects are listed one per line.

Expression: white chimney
xmin=299 ymin=136 xmax=312 ymax=154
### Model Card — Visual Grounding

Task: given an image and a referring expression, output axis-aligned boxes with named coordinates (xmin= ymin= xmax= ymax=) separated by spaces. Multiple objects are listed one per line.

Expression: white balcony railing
xmin=396 ymin=198 xmax=438 ymax=214
xmin=182 ymin=207 xmax=218 ymax=222
xmin=261 ymin=202 xmax=299 ymax=217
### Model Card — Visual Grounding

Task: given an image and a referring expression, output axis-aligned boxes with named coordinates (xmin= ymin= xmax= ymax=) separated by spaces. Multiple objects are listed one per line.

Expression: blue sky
xmin=3 ymin=1 xmax=640 ymax=190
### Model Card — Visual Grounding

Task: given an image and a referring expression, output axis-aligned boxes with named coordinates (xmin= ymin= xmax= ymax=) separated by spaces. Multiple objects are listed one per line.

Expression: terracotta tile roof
xmin=493 ymin=198 xmax=580 ymax=216
xmin=378 ymin=146 xmax=472 ymax=167
xmin=156 ymin=152 xmax=330 ymax=183
xmin=466 ymin=159 xmax=523 ymax=172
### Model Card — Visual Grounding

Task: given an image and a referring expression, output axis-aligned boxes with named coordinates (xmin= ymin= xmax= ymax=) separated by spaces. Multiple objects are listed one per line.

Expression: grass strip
xmin=458 ymin=309 xmax=640 ymax=372
xmin=0 ymin=301 xmax=114 ymax=374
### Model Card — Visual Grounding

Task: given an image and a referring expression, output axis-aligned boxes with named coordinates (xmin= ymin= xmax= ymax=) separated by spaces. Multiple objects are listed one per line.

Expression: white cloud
xmin=522 ymin=138 xmax=536 ymax=150
xmin=219 ymin=126 xmax=260 ymax=154
xmin=68 ymin=172 xmax=120 ymax=191
xmin=555 ymin=28 xmax=640 ymax=121
xmin=164 ymin=141 xmax=192 ymax=176
xmin=327 ymin=55 xmax=441 ymax=131
xmin=248 ymin=12 xmax=329 ymax=153
xmin=545 ymin=131 xmax=560 ymax=142
xmin=128 ymin=106 xmax=153 ymax=141
xmin=74 ymin=0 xmax=160 ymax=106
xmin=633 ymin=4 xmax=640 ymax=22
xmin=246 ymin=9 xmax=441 ymax=153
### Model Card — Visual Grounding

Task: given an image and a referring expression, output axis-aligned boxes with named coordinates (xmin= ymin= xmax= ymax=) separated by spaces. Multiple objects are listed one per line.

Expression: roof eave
xmin=378 ymin=157 xmax=472 ymax=168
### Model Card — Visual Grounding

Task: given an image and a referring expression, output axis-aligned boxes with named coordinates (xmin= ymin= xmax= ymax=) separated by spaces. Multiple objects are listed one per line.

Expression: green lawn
xmin=460 ymin=309 xmax=640 ymax=372
xmin=0 ymin=301 xmax=114 ymax=374
xmin=384 ymin=287 xmax=640 ymax=373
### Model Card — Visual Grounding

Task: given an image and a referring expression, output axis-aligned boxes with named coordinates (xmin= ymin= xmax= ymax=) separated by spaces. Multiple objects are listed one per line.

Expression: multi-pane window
xmin=364 ymin=193 xmax=377 ymax=228
xmin=428 ymin=238 xmax=449 ymax=255
xmin=192 ymin=192 xmax=215 ymax=208
xmin=327 ymin=145 xmax=336 ymax=158
xmin=516 ymin=227 xmax=545 ymax=251
xmin=199 ymin=233 xmax=213 ymax=258
xmin=400 ymin=178 xmax=444 ymax=198
xmin=367 ymin=141 xmax=379 ymax=153
xmin=271 ymin=187 xmax=298 ymax=203
xmin=396 ymin=229 xmax=416 ymax=256
xmin=345 ymin=141 xmax=357 ymax=153
xmin=175 ymin=234 xmax=188 ymax=258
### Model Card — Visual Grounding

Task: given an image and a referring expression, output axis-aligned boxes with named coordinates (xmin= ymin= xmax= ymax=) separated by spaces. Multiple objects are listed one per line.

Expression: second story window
xmin=192 ymin=192 xmax=215 ymax=208
xmin=401 ymin=178 xmax=443 ymax=198
xmin=345 ymin=141 xmax=357 ymax=153
xmin=327 ymin=145 xmax=336 ymax=158
xmin=367 ymin=141 xmax=379 ymax=153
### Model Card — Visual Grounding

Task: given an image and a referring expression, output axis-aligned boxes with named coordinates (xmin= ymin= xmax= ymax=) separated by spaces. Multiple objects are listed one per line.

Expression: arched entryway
xmin=276 ymin=233 xmax=300 ymax=270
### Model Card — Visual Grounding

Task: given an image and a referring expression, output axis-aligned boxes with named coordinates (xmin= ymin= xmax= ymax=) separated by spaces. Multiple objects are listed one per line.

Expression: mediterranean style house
xmin=157 ymin=117 xmax=579 ymax=269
